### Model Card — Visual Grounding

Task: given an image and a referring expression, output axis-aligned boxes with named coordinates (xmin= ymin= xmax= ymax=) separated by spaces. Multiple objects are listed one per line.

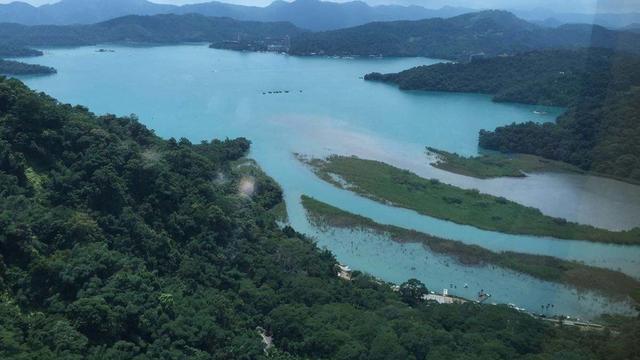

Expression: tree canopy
xmin=1 ymin=76 xmax=639 ymax=359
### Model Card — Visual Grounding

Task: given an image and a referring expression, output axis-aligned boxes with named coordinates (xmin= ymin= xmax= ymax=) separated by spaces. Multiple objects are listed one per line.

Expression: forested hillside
xmin=0 ymin=13 xmax=303 ymax=47
xmin=366 ymin=48 xmax=640 ymax=182
xmin=0 ymin=59 xmax=56 ymax=75
xmin=288 ymin=11 xmax=640 ymax=61
xmin=1 ymin=78 xmax=639 ymax=358
xmin=3 ymin=11 xmax=640 ymax=63
xmin=0 ymin=45 xmax=53 ymax=76
xmin=0 ymin=45 xmax=43 ymax=58
xmin=0 ymin=0 xmax=470 ymax=31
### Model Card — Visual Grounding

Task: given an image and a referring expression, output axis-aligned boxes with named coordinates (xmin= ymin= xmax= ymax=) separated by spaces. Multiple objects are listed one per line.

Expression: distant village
xmin=210 ymin=34 xmax=291 ymax=53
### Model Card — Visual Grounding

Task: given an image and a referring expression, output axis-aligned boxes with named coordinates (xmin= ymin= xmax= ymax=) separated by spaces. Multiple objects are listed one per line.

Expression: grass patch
xmin=270 ymin=201 xmax=289 ymax=223
xmin=25 ymin=167 xmax=45 ymax=193
xmin=299 ymin=155 xmax=640 ymax=245
xmin=301 ymin=195 xmax=640 ymax=304
xmin=426 ymin=147 xmax=583 ymax=179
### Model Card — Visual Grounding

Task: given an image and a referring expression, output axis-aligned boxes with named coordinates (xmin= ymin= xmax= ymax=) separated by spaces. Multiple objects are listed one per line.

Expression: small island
xmin=426 ymin=147 xmax=583 ymax=179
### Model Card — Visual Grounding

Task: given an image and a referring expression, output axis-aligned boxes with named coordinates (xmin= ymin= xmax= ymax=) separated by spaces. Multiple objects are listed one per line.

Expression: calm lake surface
xmin=16 ymin=44 xmax=640 ymax=318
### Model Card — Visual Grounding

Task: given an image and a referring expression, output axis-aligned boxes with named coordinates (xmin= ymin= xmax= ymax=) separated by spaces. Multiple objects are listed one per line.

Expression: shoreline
xmin=301 ymin=195 xmax=640 ymax=306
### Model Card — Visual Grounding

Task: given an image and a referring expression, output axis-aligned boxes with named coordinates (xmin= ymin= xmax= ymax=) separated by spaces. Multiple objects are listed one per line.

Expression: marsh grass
xmin=301 ymin=195 xmax=640 ymax=304
xmin=301 ymin=155 xmax=640 ymax=245
xmin=426 ymin=147 xmax=583 ymax=179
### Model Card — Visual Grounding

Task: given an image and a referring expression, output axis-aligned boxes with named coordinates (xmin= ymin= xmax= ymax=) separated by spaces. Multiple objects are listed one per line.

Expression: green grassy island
xmin=426 ymin=147 xmax=584 ymax=179
xmin=301 ymin=195 xmax=640 ymax=304
xmin=299 ymin=155 xmax=640 ymax=245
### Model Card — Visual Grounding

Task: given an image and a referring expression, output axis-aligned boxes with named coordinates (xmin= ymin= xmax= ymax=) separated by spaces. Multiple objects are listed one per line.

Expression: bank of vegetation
xmin=301 ymin=195 xmax=640 ymax=304
xmin=365 ymin=48 xmax=640 ymax=183
xmin=0 ymin=45 xmax=54 ymax=76
xmin=0 ymin=59 xmax=56 ymax=75
xmin=426 ymin=147 xmax=583 ymax=179
xmin=0 ymin=14 xmax=302 ymax=47
xmin=0 ymin=45 xmax=43 ymax=58
xmin=299 ymin=155 xmax=640 ymax=244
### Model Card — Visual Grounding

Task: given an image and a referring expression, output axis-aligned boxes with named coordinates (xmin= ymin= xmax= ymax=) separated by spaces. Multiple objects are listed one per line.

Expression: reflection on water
xmin=16 ymin=44 xmax=640 ymax=317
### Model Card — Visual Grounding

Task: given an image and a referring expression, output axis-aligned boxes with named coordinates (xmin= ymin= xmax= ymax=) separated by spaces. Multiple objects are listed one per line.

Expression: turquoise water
xmin=16 ymin=44 xmax=640 ymax=318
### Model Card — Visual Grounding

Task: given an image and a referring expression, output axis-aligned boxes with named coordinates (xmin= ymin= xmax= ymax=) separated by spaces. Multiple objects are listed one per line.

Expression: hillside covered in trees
xmin=0 ymin=13 xmax=303 ymax=47
xmin=289 ymin=11 xmax=640 ymax=61
xmin=0 ymin=45 xmax=43 ymax=58
xmin=2 ymin=11 xmax=640 ymax=63
xmin=0 ymin=45 xmax=54 ymax=76
xmin=2 ymin=78 xmax=639 ymax=358
xmin=0 ymin=59 xmax=56 ymax=75
xmin=366 ymin=48 xmax=640 ymax=182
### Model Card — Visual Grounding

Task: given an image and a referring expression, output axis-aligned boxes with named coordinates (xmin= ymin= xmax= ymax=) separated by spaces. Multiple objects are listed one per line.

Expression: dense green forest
xmin=0 ymin=45 xmax=43 ymax=58
xmin=0 ymin=59 xmax=56 ymax=75
xmin=2 ymin=78 xmax=640 ymax=359
xmin=289 ymin=11 xmax=640 ymax=61
xmin=367 ymin=48 xmax=640 ymax=182
xmin=480 ymin=86 xmax=640 ymax=181
xmin=0 ymin=45 xmax=53 ymax=76
xmin=365 ymin=48 xmax=640 ymax=106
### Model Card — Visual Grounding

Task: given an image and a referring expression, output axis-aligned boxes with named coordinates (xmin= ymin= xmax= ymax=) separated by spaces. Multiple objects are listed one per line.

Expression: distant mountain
xmin=287 ymin=10 xmax=640 ymax=61
xmin=513 ymin=9 xmax=640 ymax=29
xmin=175 ymin=0 xmax=474 ymax=31
xmin=622 ymin=23 xmax=640 ymax=33
xmin=0 ymin=44 xmax=42 ymax=58
xmin=0 ymin=0 xmax=473 ymax=31
xmin=3 ymin=10 xmax=638 ymax=62
xmin=0 ymin=0 xmax=176 ymax=26
xmin=0 ymin=14 xmax=303 ymax=47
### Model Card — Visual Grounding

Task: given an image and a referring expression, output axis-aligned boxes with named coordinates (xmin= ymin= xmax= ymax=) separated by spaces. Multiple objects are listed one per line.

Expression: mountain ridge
xmin=286 ymin=10 xmax=640 ymax=61
xmin=0 ymin=0 xmax=473 ymax=30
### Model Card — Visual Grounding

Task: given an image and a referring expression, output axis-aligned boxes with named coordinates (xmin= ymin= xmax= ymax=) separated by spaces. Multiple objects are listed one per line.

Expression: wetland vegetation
xmin=426 ymin=147 xmax=583 ymax=179
xmin=301 ymin=195 xmax=640 ymax=304
xmin=299 ymin=155 xmax=640 ymax=244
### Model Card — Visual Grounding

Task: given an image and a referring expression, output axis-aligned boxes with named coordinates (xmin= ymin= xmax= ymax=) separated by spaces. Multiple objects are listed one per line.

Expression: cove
xmin=15 ymin=44 xmax=640 ymax=317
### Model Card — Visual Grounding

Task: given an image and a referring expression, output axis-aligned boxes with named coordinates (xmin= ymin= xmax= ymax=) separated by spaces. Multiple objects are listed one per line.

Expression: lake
xmin=16 ymin=44 xmax=640 ymax=318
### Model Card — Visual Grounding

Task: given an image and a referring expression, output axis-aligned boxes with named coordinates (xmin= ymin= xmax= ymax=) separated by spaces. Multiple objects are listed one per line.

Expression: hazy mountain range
xmin=286 ymin=10 xmax=640 ymax=60
xmin=0 ymin=13 xmax=302 ymax=46
xmin=2 ymin=10 xmax=638 ymax=63
xmin=511 ymin=8 xmax=640 ymax=29
xmin=1 ymin=0 xmax=639 ymax=31
xmin=0 ymin=0 xmax=473 ymax=30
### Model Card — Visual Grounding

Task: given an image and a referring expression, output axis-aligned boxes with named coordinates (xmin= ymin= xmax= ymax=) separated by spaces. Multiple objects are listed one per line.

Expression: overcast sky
xmin=0 ymin=0 xmax=638 ymax=14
